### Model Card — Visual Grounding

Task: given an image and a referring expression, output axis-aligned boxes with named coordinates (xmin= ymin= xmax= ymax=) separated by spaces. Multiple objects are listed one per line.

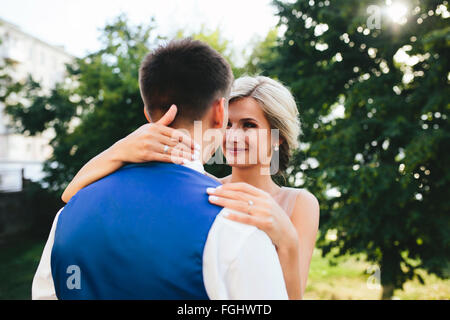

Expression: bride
xmin=61 ymin=75 xmax=320 ymax=300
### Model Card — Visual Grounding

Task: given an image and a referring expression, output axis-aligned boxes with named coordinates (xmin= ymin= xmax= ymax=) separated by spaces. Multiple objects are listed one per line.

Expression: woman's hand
xmin=207 ymin=182 xmax=299 ymax=251
xmin=110 ymin=105 xmax=200 ymax=165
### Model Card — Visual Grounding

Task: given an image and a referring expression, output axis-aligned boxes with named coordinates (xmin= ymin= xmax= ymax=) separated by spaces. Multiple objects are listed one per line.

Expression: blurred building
xmin=0 ymin=17 xmax=73 ymax=191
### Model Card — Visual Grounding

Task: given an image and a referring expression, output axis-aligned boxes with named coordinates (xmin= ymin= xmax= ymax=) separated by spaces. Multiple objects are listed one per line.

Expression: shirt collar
xmin=181 ymin=159 xmax=206 ymax=175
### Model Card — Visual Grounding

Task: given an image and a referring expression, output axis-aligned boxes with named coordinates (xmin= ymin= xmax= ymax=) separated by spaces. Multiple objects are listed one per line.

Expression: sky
xmin=0 ymin=0 xmax=279 ymax=64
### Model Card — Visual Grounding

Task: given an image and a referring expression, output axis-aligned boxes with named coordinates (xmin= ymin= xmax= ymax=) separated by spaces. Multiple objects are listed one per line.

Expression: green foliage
xmin=244 ymin=27 xmax=280 ymax=75
xmin=5 ymin=77 xmax=77 ymax=136
xmin=261 ymin=0 xmax=449 ymax=298
xmin=0 ymin=45 xmax=17 ymax=105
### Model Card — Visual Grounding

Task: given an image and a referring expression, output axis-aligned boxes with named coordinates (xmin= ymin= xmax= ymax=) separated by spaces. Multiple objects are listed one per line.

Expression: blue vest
xmin=51 ymin=162 xmax=222 ymax=299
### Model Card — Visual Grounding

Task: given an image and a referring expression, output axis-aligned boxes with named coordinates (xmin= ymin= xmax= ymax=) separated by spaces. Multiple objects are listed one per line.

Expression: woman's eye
xmin=243 ymin=122 xmax=257 ymax=128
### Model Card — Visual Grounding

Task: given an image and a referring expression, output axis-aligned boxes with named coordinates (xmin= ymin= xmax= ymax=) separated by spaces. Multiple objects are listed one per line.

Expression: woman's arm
xmin=290 ymin=190 xmax=320 ymax=299
xmin=61 ymin=145 xmax=124 ymax=203
xmin=62 ymin=105 xmax=198 ymax=203
xmin=276 ymin=235 xmax=302 ymax=299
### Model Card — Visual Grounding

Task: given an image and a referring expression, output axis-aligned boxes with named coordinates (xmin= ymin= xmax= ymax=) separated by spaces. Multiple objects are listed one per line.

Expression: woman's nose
xmin=226 ymin=127 xmax=245 ymax=142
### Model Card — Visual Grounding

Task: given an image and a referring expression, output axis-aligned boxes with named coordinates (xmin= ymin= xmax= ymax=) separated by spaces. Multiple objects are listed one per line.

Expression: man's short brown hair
xmin=139 ymin=38 xmax=233 ymax=124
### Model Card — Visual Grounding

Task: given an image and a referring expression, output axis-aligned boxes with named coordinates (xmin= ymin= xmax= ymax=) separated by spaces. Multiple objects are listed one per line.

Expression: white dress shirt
xmin=32 ymin=160 xmax=288 ymax=300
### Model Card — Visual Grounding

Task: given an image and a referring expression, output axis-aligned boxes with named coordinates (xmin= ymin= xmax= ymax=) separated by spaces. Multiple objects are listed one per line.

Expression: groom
xmin=32 ymin=38 xmax=288 ymax=299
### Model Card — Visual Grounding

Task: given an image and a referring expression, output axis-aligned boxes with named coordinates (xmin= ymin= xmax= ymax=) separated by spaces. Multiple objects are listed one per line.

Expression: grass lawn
xmin=0 ymin=236 xmax=46 ymax=300
xmin=304 ymin=248 xmax=450 ymax=300
xmin=0 ymin=238 xmax=448 ymax=300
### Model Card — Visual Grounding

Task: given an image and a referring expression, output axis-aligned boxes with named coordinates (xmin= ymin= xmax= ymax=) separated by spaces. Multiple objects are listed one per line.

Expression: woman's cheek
xmin=256 ymin=132 xmax=272 ymax=165
xmin=246 ymin=133 xmax=259 ymax=164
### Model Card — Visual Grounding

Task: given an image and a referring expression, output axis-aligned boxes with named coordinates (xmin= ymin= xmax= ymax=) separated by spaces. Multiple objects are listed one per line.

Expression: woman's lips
xmin=226 ymin=147 xmax=248 ymax=154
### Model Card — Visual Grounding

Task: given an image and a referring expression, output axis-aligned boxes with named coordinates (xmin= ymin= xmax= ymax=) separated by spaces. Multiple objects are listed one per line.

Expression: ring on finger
xmin=163 ymin=145 xmax=170 ymax=154
xmin=247 ymin=199 xmax=254 ymax=214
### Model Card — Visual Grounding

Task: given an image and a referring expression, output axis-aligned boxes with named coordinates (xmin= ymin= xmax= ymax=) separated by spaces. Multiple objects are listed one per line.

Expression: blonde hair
xmin=229 ymin=76 xmax=301 ymax=173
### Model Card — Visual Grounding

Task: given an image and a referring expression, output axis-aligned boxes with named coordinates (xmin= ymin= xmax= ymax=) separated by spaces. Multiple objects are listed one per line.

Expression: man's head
xmin=139 ymin=38 xmax=233 ymax=127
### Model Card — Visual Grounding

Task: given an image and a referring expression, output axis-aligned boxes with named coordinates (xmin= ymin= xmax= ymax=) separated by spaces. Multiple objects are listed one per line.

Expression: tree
xmin=261 ymin=0 xmax=449 ymax=299
xmin=0 ymin=38 xmax=19 ymax=106
xmin=244 ymin=27 xmax=279 ymax=75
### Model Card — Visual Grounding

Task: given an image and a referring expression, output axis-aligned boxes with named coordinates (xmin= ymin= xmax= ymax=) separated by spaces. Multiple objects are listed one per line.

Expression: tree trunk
xmin=380 ymin=249 xmax=400 ymax=300
xmin=381 ymin=283 xmax=395 ymax=300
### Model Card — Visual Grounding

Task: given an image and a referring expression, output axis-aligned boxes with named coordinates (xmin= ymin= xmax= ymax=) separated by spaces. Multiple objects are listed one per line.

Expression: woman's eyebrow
xmin=239 ymin=118 xmax=258 ymax=123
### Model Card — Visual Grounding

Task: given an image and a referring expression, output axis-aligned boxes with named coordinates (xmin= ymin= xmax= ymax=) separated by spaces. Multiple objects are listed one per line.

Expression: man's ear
xmin=144 ymin=107 xmax=152 ymax=123
xmin=211 ymin=97 xmax=225 ymax=129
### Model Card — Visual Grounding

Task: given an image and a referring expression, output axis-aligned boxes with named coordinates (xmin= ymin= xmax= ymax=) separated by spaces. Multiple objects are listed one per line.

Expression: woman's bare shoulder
xmin=281 ymin=186 xmax=317 ymax=201
xmin=290 ymin=188 xmax=320 ymax=221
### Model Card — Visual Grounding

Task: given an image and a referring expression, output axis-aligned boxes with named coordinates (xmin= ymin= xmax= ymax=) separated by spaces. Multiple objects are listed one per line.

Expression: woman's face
xmin=223 ymin=97 xmax=274 ymax=168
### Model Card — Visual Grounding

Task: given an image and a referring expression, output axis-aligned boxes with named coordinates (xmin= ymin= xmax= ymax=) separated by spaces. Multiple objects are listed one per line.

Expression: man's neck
xmin=185 ymin=126 xmax=203 ymax=152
